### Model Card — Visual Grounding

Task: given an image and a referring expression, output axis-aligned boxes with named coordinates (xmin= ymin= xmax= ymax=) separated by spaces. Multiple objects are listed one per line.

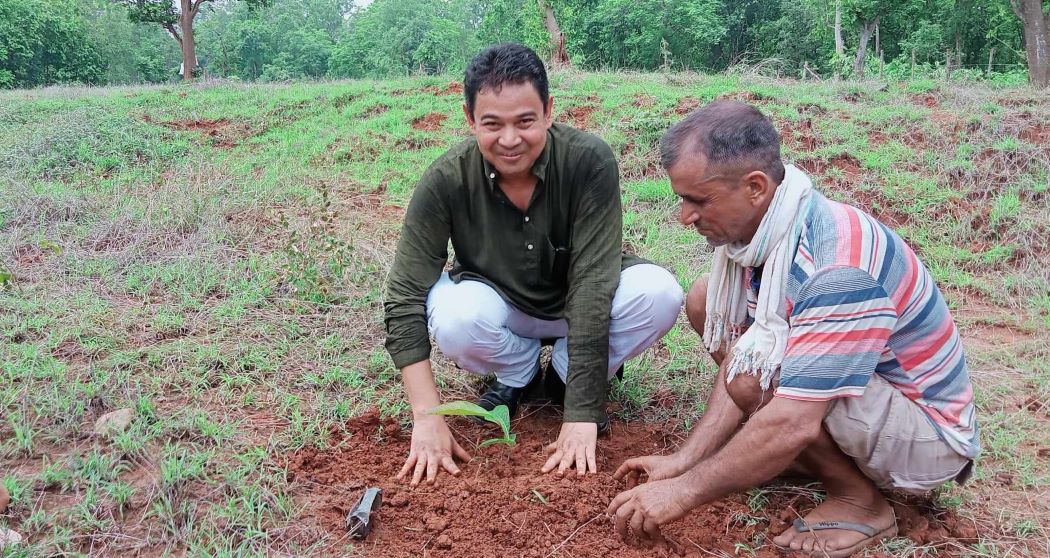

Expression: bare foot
xmin=772 ymin=492 xmax=896 ymax=556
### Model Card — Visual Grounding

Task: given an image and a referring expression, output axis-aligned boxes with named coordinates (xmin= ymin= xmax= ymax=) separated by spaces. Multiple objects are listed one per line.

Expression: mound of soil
xmin=423 ymin=82 xmax=464 ymax=96
xmin=411 ymin=113 xmax=448 ymax=131
xmin=282 ymin=409 xmax=973 ymax=557
xmin=560 ymin=105 xmax=595 ymax=129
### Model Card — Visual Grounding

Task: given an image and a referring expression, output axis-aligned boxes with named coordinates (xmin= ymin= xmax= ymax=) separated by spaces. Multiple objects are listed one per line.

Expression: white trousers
xmin=426 ymin=264 xmax=684 ymax=388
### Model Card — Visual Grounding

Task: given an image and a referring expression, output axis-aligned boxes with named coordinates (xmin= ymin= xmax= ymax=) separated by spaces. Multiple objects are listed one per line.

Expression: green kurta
xmin=384 ymin=122 xmax=644 ymax=423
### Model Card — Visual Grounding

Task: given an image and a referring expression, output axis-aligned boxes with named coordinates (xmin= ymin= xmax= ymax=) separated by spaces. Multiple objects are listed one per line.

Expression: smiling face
xmin=463 ymin=81 xmax=553 ymax=181
xmin=668 ymin=152 xmax=776 ymax=247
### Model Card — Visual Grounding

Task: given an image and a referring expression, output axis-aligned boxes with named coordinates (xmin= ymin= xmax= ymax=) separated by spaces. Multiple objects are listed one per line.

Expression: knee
xmin=430 ymin=308 xmax=503 ymax=361
xmin=685 ymin=275 xmax=709 ymax=335
xmin=725 ymin=370 xmax=769 ymax=415
xmin=616 ymin=265 xmax=684 ymax=330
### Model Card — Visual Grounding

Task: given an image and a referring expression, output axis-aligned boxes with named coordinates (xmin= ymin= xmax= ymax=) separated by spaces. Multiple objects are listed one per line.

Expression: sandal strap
xmin=792 ymin=518 xmax=878 ymax=537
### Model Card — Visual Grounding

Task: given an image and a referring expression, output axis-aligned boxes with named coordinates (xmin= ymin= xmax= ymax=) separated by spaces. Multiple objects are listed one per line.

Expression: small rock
xmin=425 ymin=516 xmax=448 ymax=532
xmin=0 ymin=483 xmax=9 ymax=513
xmin=0 ymin=527 xmax=21 ymax=546
xmin=94 ymin=408 xmax=135 ymax=437
xmin=435 ymin=534 xmax=452 ymax=549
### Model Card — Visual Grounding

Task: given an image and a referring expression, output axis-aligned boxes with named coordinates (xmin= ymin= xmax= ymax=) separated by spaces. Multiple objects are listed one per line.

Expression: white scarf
xmin=703 ymin=164 xmax=813 ymax=389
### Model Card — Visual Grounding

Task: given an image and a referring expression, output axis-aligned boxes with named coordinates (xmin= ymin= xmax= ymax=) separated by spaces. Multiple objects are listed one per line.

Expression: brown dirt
xmin=282 ymin=410 xmax=971 ymax=558
xmin=560 ymin=105 xmax=596 ymax=130
xmin=780 ymin=118 xmax=822 ymax=152
xmin=146 ymin=116 xmax=248 ymax=149
xmin=909 ymin=93 xmax=940 ymax=108
xmin=361 ymin=104 xmax=390 ymax=118
xmin=13 ymin=243 xmax=47 ymax=266
xmin=674 ymin=96 xmax=701 ymax=115
xmin=422 ymin=82 xmax=464 ymax=96
xmin=411 ymin=113 xmax=449 ymax=131
xmin=633 ymin=94 xmax=656 ymax=108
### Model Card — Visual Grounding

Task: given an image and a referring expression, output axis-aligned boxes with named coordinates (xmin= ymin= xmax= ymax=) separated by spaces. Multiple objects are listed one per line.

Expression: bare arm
xmin=673 ymin=360 xmax=745 ymax=465
xmin=401 ymin=359 xmax=441 ymax=419
xmin=679 ymin=397 xmax=828 ymax=505
xmin=396 ymin=359 xmax=472 ymax=486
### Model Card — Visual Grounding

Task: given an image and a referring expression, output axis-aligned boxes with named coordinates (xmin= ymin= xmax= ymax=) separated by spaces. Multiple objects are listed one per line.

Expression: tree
xmin=1009 ymin=0 xmax=1049 ymax=86
xmin=117 ymin=0 xmax=269 ymax=81
xmin=537 ymin=0 xmax=570 ymax=66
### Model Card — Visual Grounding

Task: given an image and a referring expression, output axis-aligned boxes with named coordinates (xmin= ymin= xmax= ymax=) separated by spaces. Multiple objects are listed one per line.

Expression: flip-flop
xmin=788 ymin=517 xmax=898 ymax=558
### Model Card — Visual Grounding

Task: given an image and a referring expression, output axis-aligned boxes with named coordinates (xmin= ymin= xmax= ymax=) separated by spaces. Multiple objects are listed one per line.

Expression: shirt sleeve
xmin=562 ymin=152 xmax=621 ymax=423
xmin=776 ymin=266 xmax=898 ymax=401
xmin=383 ymin=167 xmax=452 ymax=369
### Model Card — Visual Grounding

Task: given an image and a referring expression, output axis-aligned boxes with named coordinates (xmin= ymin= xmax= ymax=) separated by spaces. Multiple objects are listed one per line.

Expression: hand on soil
xmin=542 ymin=421 xmax=598 ymax=476
xmin=607 ymin=478 xmax=693 ymax=544
xmin=613 ymin=453 xmax=689 ymax=488
xmin=398 ymin=415 xmax=471 ymax=486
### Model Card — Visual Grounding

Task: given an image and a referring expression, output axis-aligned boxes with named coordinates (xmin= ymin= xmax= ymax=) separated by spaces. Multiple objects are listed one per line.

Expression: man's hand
xmin=606 ymin=477 xmax=694 ymax=543
xmin=397 ymin=414 xmax=471 ymax=486
xmin=613 ymin=453 xmax=691 ymax=488
xmin=541 ymin=421 xmax=598 ymax=476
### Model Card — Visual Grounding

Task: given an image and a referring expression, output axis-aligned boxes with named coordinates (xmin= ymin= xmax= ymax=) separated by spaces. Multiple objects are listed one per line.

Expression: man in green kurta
xmin=384 ymin=43 xmax=682 ymax=486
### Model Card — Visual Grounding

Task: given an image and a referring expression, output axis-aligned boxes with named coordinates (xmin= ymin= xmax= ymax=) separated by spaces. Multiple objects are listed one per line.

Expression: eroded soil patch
xmin=283 ymin=410 xmax=973 ymax=557
xmin=412 ymin=112 xmax=449 ymax=131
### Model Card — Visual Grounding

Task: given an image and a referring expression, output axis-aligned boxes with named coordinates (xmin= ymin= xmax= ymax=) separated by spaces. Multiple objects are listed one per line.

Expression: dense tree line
xmin=0 ymin=0 xmax=1043 ymax=89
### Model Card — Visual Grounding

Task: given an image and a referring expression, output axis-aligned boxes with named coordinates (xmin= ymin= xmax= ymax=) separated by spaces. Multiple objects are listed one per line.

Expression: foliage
xmin=2 ymin=0 xmax=1039 ymax=88
xmin=428 ymin=401 xmax=516 ymax=447
xmin=0 ymin=0 xmax=106 ymax=88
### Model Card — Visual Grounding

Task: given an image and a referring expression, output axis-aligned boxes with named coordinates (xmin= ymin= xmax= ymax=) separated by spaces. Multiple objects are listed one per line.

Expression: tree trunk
xmin=537 ymin=0 xmax=570 ymax=67
xmin=180 ymin=0 xmax=198 ymax=81
xmin=853 ymin=17 xmax=879 ymax=77
xmin=874 ymin=22 xmax=880 ymax=57
xmin=1011 ymin=0 xmax=1050 ymax=87
xmin=834 ymin=0 xmax=844 ymax=56
xmin=987 ymin=47 xmax=996 ymax=74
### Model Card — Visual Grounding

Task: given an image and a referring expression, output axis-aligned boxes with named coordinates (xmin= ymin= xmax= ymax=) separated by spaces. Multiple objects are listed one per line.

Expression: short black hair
xmin=464 ymin=43 xmax=549 ymax=116
xmin=661 ymin=100 xmax=785 ymax=184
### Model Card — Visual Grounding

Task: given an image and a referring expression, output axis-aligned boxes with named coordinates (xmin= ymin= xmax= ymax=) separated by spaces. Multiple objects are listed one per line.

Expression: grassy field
xmin=1 ymin=71 xmax=1048 ymax=556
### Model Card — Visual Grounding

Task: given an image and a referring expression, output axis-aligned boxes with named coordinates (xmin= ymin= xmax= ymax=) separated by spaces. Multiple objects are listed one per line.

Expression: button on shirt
xmin=384 ymin=123 xmax=644 ymax=423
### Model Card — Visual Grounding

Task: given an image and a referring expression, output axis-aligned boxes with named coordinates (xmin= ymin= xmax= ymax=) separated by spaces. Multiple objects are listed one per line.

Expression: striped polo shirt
xmin=748 ymin=190 xmax=979 ymax=459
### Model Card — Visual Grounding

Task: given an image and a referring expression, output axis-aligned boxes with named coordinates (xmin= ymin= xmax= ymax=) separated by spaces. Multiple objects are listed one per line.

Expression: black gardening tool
xmin=346 ymin=487 xmax=383 ymax=539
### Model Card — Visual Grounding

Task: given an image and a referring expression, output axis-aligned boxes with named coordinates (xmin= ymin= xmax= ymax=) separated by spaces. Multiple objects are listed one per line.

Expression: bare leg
xmin=724 ymin=374 xmax=895 ymax=555
xmin=772 ymin=428 xmax=895 ymax=555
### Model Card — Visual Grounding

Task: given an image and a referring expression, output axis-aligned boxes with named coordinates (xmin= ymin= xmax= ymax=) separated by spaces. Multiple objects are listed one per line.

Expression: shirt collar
xmin=482 ymin=128 xmax=553 ymax=191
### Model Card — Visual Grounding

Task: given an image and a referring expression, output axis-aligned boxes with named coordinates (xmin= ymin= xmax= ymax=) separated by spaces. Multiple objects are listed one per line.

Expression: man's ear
xmin=462 ymin=103 xmax=476 ymax=132
xmin=544 ymin=96 xmax=554 ymax=126
xmin=743 ymin=170 xmax=774 ymax=206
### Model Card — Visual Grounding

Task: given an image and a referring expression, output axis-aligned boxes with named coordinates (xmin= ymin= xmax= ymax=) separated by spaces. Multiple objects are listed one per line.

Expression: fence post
xmin=911 ymin=49 xmax=916 ymax=79
xmin=987 ymin=47 xmax=996 ymax=75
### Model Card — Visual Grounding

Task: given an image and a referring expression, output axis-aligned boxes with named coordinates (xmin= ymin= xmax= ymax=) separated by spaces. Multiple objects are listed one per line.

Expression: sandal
xmin=788 ymin=517 xmax=898 ymax=557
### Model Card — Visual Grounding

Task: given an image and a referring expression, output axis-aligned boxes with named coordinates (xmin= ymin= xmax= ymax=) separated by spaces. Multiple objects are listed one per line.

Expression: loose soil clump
xmin=411 ymin=113 xmax=448 ymax=131
xmin=283 ymin=409 xmax=971 ymax=557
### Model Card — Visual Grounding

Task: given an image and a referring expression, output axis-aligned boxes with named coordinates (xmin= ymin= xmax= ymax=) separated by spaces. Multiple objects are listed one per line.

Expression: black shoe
xmin=475 ymin=380 xmax=526 ymax=419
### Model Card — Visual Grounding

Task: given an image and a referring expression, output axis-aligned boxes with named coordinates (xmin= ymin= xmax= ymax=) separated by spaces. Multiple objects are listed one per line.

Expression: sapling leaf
xmin=428 ymin=401 xmax=517 ymax=447
xmin=489 ymin=404 xmax=511 ymax=439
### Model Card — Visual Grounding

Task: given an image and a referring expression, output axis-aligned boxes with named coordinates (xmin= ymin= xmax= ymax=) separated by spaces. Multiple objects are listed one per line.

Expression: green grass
xmin=1 ymin=72 xmax=1048 ymax=555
